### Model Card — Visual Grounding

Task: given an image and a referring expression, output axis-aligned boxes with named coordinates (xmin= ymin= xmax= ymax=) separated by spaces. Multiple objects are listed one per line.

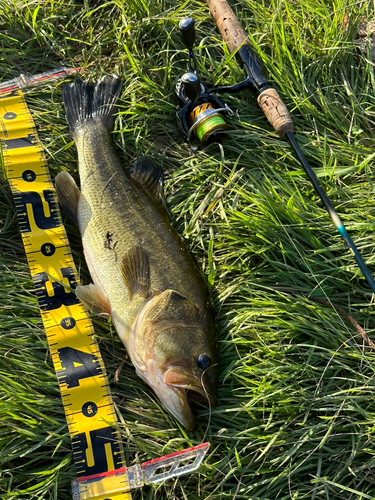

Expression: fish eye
xmin=197 ymin=353 xmax=211 ymax=370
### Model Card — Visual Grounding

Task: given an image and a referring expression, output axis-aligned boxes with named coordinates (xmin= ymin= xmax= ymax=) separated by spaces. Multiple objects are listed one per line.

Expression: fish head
xmin=131 ymin=289 xmax=217 ymax=430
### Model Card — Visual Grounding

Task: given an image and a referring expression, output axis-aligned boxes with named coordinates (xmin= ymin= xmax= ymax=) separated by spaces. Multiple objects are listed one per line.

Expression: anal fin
xmin=55 ymin=171 xmax=81 ymax=227
xmin=76 ymin=283 xmax=111 ymax=316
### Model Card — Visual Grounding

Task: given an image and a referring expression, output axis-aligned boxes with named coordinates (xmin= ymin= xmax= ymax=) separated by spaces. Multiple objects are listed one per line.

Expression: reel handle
xmin=205 ymin=0 xmax=294 ymax=137
xmin=179 ymin=17 xmax=196 ymax=48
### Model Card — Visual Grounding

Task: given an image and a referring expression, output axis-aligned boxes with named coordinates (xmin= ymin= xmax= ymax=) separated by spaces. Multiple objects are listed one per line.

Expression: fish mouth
xmin=144 ymin=365 xmax=216 ymax=430
xmin=164 ymin=366 xmax=216 ymax=409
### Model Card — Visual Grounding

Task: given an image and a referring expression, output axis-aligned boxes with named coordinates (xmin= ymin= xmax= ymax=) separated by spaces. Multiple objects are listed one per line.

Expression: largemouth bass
xmin=55 ymin=75 xmax=217 ymax=430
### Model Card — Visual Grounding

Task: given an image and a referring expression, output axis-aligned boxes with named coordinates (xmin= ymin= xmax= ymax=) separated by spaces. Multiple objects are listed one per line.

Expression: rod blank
xmin=205 ymin=0 xmax=375 ymax=293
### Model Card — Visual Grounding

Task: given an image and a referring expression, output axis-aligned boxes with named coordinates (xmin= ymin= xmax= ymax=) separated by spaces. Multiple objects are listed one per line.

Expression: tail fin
xmin=62 ymin=75 xmax=122 ymax=136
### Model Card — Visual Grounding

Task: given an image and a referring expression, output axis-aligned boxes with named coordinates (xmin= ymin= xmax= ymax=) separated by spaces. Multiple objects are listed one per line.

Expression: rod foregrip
xmin=206 ymin=0 xmax=294 ymax=137
xmin=206 ymin=0 xmax=248 ymax=53
xmin=257 ymin=88 xmax=294 ymax=137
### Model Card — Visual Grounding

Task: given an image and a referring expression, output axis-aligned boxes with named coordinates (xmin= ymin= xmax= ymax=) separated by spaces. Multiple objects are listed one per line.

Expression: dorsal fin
xmin=130 ymin=156 xmax=165 ymax=203
xmin=121 ymin=245 xmax=151 ymax=299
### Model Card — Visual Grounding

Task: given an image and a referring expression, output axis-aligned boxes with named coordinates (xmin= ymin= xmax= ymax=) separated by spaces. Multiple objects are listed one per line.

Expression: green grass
xmin=2 ymin=0 xmax=375 ymax=498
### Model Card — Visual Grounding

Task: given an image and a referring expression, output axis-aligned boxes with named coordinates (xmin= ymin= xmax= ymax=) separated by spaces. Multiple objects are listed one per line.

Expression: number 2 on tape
xmin=0 ymin=89 xmax=132 ymax=499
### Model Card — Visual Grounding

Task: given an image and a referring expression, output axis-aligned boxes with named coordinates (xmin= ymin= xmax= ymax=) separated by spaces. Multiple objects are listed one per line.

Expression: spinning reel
xmin=176 ymin=17 xmax=232 ymax=147
xmin=176 ymin=16 xmax=271 ymax=147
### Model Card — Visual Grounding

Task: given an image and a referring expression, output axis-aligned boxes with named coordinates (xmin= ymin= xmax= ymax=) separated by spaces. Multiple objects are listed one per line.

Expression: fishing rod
xmin=175 ymin=3 xmax=375 ymax=294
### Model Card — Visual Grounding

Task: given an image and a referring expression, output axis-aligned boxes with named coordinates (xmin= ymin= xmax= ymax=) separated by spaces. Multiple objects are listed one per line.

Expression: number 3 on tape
xmin=0 ymin=83 xmax=210 ymax=500
xmin=0 ymin=88 xmax=131 ymax=499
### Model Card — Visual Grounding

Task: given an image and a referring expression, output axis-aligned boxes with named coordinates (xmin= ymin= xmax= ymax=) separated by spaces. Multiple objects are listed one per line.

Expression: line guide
xmin=0 ymin=69 xmax=210 ymax=500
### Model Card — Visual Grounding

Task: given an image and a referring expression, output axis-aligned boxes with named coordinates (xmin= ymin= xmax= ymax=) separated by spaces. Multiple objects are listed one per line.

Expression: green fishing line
xmin=196 ymin=114 xmax=227 ymax=143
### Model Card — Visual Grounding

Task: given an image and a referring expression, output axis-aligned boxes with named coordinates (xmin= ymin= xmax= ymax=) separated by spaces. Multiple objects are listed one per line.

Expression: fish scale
xmin=58 ymin=75 xmax=217 ymax=430
xmin=1 ymin=74 xmax=212 ymax=499
xmin=76 ymin=125 xmax=207 ymax=311
xmin=0 ymin=88 xmax=132 ymax=500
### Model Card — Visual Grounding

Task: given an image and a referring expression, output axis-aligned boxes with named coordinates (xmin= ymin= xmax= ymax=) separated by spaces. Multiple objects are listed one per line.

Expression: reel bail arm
xmin=176 ymin=16 xmax=233 ymax=146
xmin=176 ymin=10 xmax=293 ymax=146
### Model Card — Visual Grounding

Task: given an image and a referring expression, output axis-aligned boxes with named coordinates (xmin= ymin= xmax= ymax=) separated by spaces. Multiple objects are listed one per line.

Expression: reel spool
xmin=187 ymin=101 xmax=230 ymax=145
xmin=176 ymin=80 xmax=231 ymax=146
xmin=176 ymin=18 xmax=232 ymax=147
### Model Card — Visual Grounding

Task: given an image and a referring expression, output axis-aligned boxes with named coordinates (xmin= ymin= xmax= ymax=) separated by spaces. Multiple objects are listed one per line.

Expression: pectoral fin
xmin=55 ymin=171 xmax=81 ymax=227
xmin=76 ymin=283 xmax=111 ymax=316
xmin=130 ymin=157 xmax=165 ymax=204
xmin=121 ymin=245 xmax=151 ymax=299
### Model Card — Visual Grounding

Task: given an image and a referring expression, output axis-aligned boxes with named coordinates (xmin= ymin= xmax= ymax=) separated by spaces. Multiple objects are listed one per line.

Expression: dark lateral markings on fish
xmin=15 ymin=190 xmax=60 ymax=232
xmin=2 ymin=133 xmax=37 ymax=149
xmin=72 ymin=427 xmax=124 ymax=476
xmin=32 ymin=267 xmax=80 ymax=311
xmin=57 ymin=346 xmax=101 ymax=388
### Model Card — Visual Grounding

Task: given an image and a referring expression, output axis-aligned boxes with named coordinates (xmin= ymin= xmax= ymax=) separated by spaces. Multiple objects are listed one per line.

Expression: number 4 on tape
xmin=0 ymin=74 xmax=210 ymax=500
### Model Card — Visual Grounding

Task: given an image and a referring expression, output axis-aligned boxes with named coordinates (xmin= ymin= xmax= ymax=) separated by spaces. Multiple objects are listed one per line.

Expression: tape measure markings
xmin=1 ymin=89 xmax=132 ymax=499
xmin=2 ymin=84 xmax=211 ymax=500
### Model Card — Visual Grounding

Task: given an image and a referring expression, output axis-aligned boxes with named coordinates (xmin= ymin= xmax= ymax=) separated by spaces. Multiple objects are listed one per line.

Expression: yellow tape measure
xmin=0 ymin=74 xmax=210 ymax=499
xmin=0 ymin=88 xmax=132 ymax=500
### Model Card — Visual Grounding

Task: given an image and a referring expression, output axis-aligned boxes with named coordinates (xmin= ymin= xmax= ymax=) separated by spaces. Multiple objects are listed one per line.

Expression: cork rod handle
xmin=205 ymin=0 xmax=294 ymax=137
xmin=206 ymin=0 xmax=249 ymax=53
